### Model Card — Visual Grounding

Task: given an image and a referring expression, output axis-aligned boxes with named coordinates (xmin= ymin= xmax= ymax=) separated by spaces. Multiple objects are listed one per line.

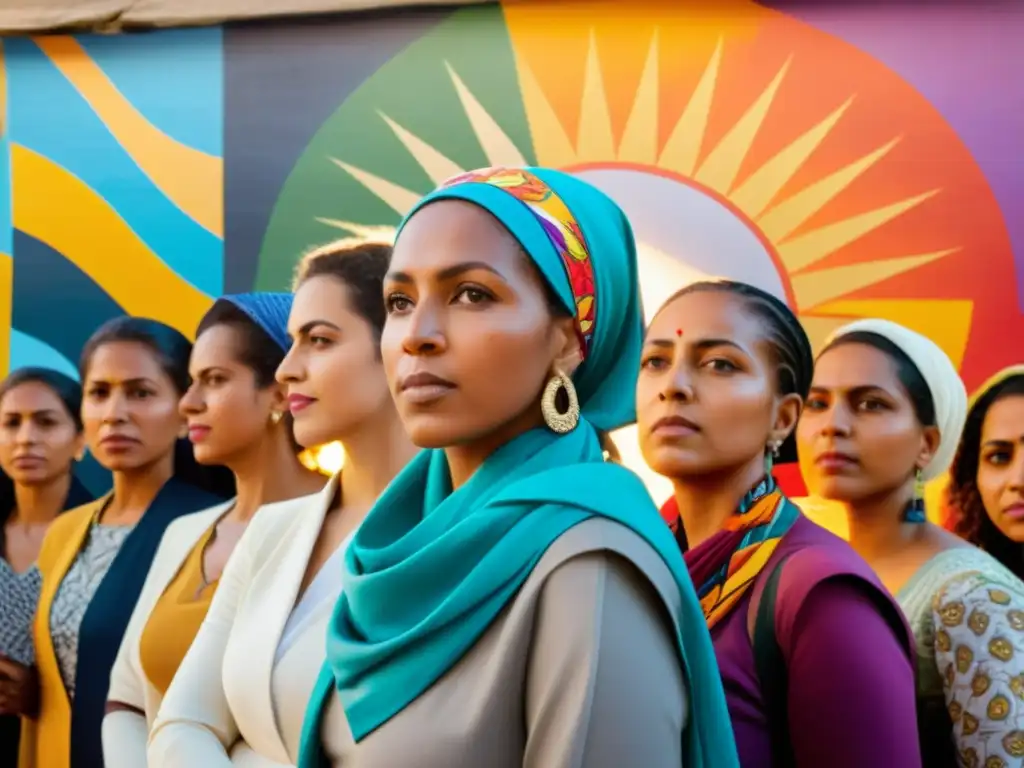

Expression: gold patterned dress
xmin=898 ymin=547 xmax=1024 ymax=767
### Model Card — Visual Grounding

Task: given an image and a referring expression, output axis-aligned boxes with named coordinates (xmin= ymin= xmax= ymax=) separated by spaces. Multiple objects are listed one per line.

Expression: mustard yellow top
xmin=138 ymin=523 xmax=219 ymax=696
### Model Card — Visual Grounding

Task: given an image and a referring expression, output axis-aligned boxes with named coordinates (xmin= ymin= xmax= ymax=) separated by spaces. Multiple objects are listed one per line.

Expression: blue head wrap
xmin=215 ymin=292 xmax=293 ymax=353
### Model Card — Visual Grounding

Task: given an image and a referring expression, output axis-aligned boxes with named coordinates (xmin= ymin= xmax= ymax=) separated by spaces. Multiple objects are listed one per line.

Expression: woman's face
xmin=82 ymin=341 xmax=186 ymax=472
xmin=636 ymin=290 xmax=799 ymax=481
xmin=381 ymin=199 xmax=577 ymax=451
xmin=798 ymin=342 xmax=938 ymax=504
xmin=180 ymin=324 xmax=282 ymax=466
xmin=976 ymin=393 xmax=1024 ymax=541
xmin=0 ymin=381 xmax=83 ymax=486
xmin=277 ymin=274 xmax=390 ymax=448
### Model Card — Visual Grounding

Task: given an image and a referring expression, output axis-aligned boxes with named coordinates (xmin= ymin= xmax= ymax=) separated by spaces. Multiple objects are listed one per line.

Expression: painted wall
xmin=0 ymin=2 xmax=1021 ymax=513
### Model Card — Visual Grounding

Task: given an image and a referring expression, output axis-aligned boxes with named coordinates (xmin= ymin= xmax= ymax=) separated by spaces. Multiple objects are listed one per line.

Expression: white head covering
xmin=824 ymin=319 xmax=968 ymax=482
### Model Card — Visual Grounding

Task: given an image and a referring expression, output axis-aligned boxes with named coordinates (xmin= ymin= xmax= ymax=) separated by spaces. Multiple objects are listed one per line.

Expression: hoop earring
xmin=541 ymin=370 xmax=580 ymax=434
xmin=903 ymin=467 xmax=927 ymax=523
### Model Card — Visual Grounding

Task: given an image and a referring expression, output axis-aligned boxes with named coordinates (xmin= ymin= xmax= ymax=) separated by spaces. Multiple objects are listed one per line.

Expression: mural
xmin=0 ymin=1 xmax=1021 ymax=508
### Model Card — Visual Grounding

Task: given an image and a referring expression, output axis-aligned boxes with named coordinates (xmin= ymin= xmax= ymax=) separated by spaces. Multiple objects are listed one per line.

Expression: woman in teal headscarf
xmin=298 ymin=167 xmax=737 ymax=767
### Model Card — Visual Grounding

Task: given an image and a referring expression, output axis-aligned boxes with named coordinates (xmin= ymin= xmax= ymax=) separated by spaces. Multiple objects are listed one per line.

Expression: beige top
xmin=148 ymin=477 xmax=341 ymax=767
xmin=319 ymin=517 xmax=690 ymax=768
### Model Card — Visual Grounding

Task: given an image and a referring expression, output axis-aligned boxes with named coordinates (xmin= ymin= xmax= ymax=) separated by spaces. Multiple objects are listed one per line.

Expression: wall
xmin=0 ymin=1 xmax=1021 ymax=513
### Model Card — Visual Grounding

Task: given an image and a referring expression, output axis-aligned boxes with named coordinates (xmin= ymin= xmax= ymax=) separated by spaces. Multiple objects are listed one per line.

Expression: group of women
xmin=0 ymin=165 xmax=1021 ymax=767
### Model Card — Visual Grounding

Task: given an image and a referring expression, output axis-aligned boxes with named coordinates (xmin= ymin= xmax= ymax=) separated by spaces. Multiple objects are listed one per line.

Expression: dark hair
xmin=660 ymin=280 xmax=813 ymax=464
xmin=79 ymin=316 xmax=235 ymax=498
xmin=948 ymin=374 xmax=1024 ymax=579
xmin=0 ymin=367 xmax=83 ymax=431
xmin=293 ymin=239 xmax=392 ymax=340
xmin=822 ymin=331 xmax=937 ymax=427
xmin=196 ymin=301 xmax=283 ymax=388
xmin=0 ymin=368 xmax=86 ymax=559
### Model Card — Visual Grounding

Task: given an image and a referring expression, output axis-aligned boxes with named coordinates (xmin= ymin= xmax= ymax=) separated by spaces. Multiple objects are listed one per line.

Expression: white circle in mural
xmin=574 ymin=167 xmax=788 ymax=319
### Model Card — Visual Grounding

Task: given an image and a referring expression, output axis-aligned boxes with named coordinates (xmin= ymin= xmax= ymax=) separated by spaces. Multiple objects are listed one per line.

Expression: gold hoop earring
xmin=541 ymin=370 xmax=580 ymax=434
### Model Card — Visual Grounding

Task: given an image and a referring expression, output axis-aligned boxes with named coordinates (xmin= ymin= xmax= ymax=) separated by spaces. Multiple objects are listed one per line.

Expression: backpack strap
xmin=752 ymin=553 xmax=796 ymax=767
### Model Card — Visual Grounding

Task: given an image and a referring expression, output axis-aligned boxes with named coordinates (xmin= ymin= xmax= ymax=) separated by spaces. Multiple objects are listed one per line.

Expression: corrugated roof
xmin=0 ymin=0 xmax=490 ymax=34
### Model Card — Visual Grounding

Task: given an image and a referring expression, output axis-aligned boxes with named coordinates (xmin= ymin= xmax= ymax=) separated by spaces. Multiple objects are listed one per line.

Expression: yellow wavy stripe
xmin=0 ymin=254 xmax=11 ymax=376
xmin=11 ymin=144 xmax=212 ymax=337
xmin=34 ymin=36 xmax=223 ymax=238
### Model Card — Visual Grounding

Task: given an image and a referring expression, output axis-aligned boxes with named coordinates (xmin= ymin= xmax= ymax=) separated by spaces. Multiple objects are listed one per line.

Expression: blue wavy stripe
xmin=0 ymin=135 xmax=10 ymax=256
xmin=4 ymin=38 xmax=222 ymax=295
xmin=78 ymin=28 xmax=223 ymax=157
xmin=11 ymin=230 xmax=124 ymax=370
xmin=9 ymin=330 xmax=80 ymax=380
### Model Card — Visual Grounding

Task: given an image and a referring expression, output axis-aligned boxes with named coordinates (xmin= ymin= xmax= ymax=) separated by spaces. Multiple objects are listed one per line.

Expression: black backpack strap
xmin=752 ymin=554 xmax=796 ymax=767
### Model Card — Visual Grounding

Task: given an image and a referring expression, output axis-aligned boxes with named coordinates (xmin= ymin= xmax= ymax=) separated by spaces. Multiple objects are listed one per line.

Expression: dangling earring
xmin=764 ymin=441 xmax=779 ymax=477
xmin=903 ymin=467 xmax=927 ymax=523
xmin=270 ymin=410 xmax=284 ymax=426
xmin=541 ymin=369 xmax=580 ymax=434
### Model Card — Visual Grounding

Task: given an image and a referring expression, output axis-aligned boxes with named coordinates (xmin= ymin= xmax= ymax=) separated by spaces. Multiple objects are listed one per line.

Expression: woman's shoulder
xmin=534 ymin=517 xmax=682 ymax=615
xmin=775 ymin=514 xmax=885 ymax=589
xmin=932 ymin=559 xmax=1024 ymax=617
xmin=925 ymin=546 xmax=1021 ymax=599
xmin=771 ymin=515 xmax=910 ymax=644
xmin=40 ymin=497 xmax=105 ymax=547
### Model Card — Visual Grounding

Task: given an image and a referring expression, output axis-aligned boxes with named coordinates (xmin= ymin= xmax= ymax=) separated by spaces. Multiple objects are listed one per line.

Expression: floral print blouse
xmin=899 ymin=547 xmax=1024 ymax=767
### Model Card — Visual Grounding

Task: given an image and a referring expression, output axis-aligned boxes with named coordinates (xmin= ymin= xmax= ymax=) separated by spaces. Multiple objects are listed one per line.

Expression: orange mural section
xmin=501 ymin=0 xmax=1018 ymax=391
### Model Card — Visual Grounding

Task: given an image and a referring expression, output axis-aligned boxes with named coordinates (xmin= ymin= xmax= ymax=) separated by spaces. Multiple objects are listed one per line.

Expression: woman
xmin=18 ymin=317 xmax=232 ymax=768
xmin=294 ymin=167 xmax=736 ymax=768
xmin=947 ymin=366 xmax=1024 ymax=579
xmin=0 ymin=369 xmax=94 ymax=765
xmin=638 ymin=281 xmax=920 ymax=766
xmin=103 ymin=293 xmax=326 ymax=766
xmin=798 ymin=319 xmax=1024 ymax=766
xmin=148 ymin=239 xmax=419 ymax=766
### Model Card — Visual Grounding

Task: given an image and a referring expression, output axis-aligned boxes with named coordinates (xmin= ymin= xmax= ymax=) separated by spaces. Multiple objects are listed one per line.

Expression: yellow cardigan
xmin=19 ymin=498 xmax=106 ymax=768
xmin=19 ymin=478 xmax=225 ymax=768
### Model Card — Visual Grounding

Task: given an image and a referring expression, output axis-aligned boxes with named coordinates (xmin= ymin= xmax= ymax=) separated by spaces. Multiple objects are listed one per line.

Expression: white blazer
xmin=148 ymin=476 xmax=342 ymax=768
xmin=103 ymin=499 xmax=233 ymax=768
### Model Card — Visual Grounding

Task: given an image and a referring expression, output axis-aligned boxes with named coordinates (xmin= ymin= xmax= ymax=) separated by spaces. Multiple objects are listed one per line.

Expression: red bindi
xmin=675 ymin=328 xmax=683 ymax=337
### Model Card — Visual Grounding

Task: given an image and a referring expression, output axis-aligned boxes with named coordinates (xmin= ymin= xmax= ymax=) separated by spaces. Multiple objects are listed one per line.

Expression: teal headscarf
xmin=298 ymin=167 xmax=737 ymax=767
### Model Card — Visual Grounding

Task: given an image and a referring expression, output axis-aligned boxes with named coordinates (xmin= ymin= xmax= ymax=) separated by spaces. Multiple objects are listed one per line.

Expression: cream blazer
xmin=147 ymin=476 xmax=340 ymax=767
xmin=102 ymin=500 xmax=232 ymax=768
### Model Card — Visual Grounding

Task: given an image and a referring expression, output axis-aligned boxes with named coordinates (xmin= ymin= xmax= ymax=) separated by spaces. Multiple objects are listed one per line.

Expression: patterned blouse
xmin=49 ymin=521 xmax=134 ymax=699
xmin=0 ymin=559 xmax=43 ymax=665
xmin=898 ymin=547 xmax=1024 ymax=767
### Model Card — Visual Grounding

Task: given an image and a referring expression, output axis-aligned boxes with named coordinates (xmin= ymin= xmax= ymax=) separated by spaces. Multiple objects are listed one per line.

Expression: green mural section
xmin=257 ymin=5 xmax=536 ymax=290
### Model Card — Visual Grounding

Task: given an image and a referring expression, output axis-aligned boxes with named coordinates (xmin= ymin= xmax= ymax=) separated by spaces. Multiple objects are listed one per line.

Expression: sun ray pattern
xmin=792 ymin=249 xmax=958 ymax=310
xmin=618 ymin=31 xmax=660 ymax=165
xmin=314 ymin=218 xmax=398 ymax=241
xmin=778 ymin=189 xmax=941 ymax=273
xmin=379 ymin=112 xmax=464 ymax=185
xmin=329 ymin=158 xmax=420 ymax=215
xmin=695 ymin=58 xmax=792 ymax=195
xmin=658 ymin=38 xmax=723 ymax=177
xmin=324 ymin=20 xmax=977 ymax=366
xmin=756 ymin=138 xmax=902 ymax=243
xmin=576 ymin=31 xmax=616 ymax=162
xmin=730 ymin=97 xmax=853 ymax=220
xmin=444 ymin=62 xmax=527 ymax=167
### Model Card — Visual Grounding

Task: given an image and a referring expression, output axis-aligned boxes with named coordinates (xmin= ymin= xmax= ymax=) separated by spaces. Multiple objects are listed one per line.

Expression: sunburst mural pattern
xmin=255 ymin=2 xmax=1022 ymax=505
xmin=0 ymin=2 xmax=1019 ymax=505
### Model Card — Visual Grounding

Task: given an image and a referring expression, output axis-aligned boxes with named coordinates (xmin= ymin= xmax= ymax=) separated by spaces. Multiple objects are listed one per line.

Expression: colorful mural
xmin=0 ymin=2 xmax=1021 ymax=505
